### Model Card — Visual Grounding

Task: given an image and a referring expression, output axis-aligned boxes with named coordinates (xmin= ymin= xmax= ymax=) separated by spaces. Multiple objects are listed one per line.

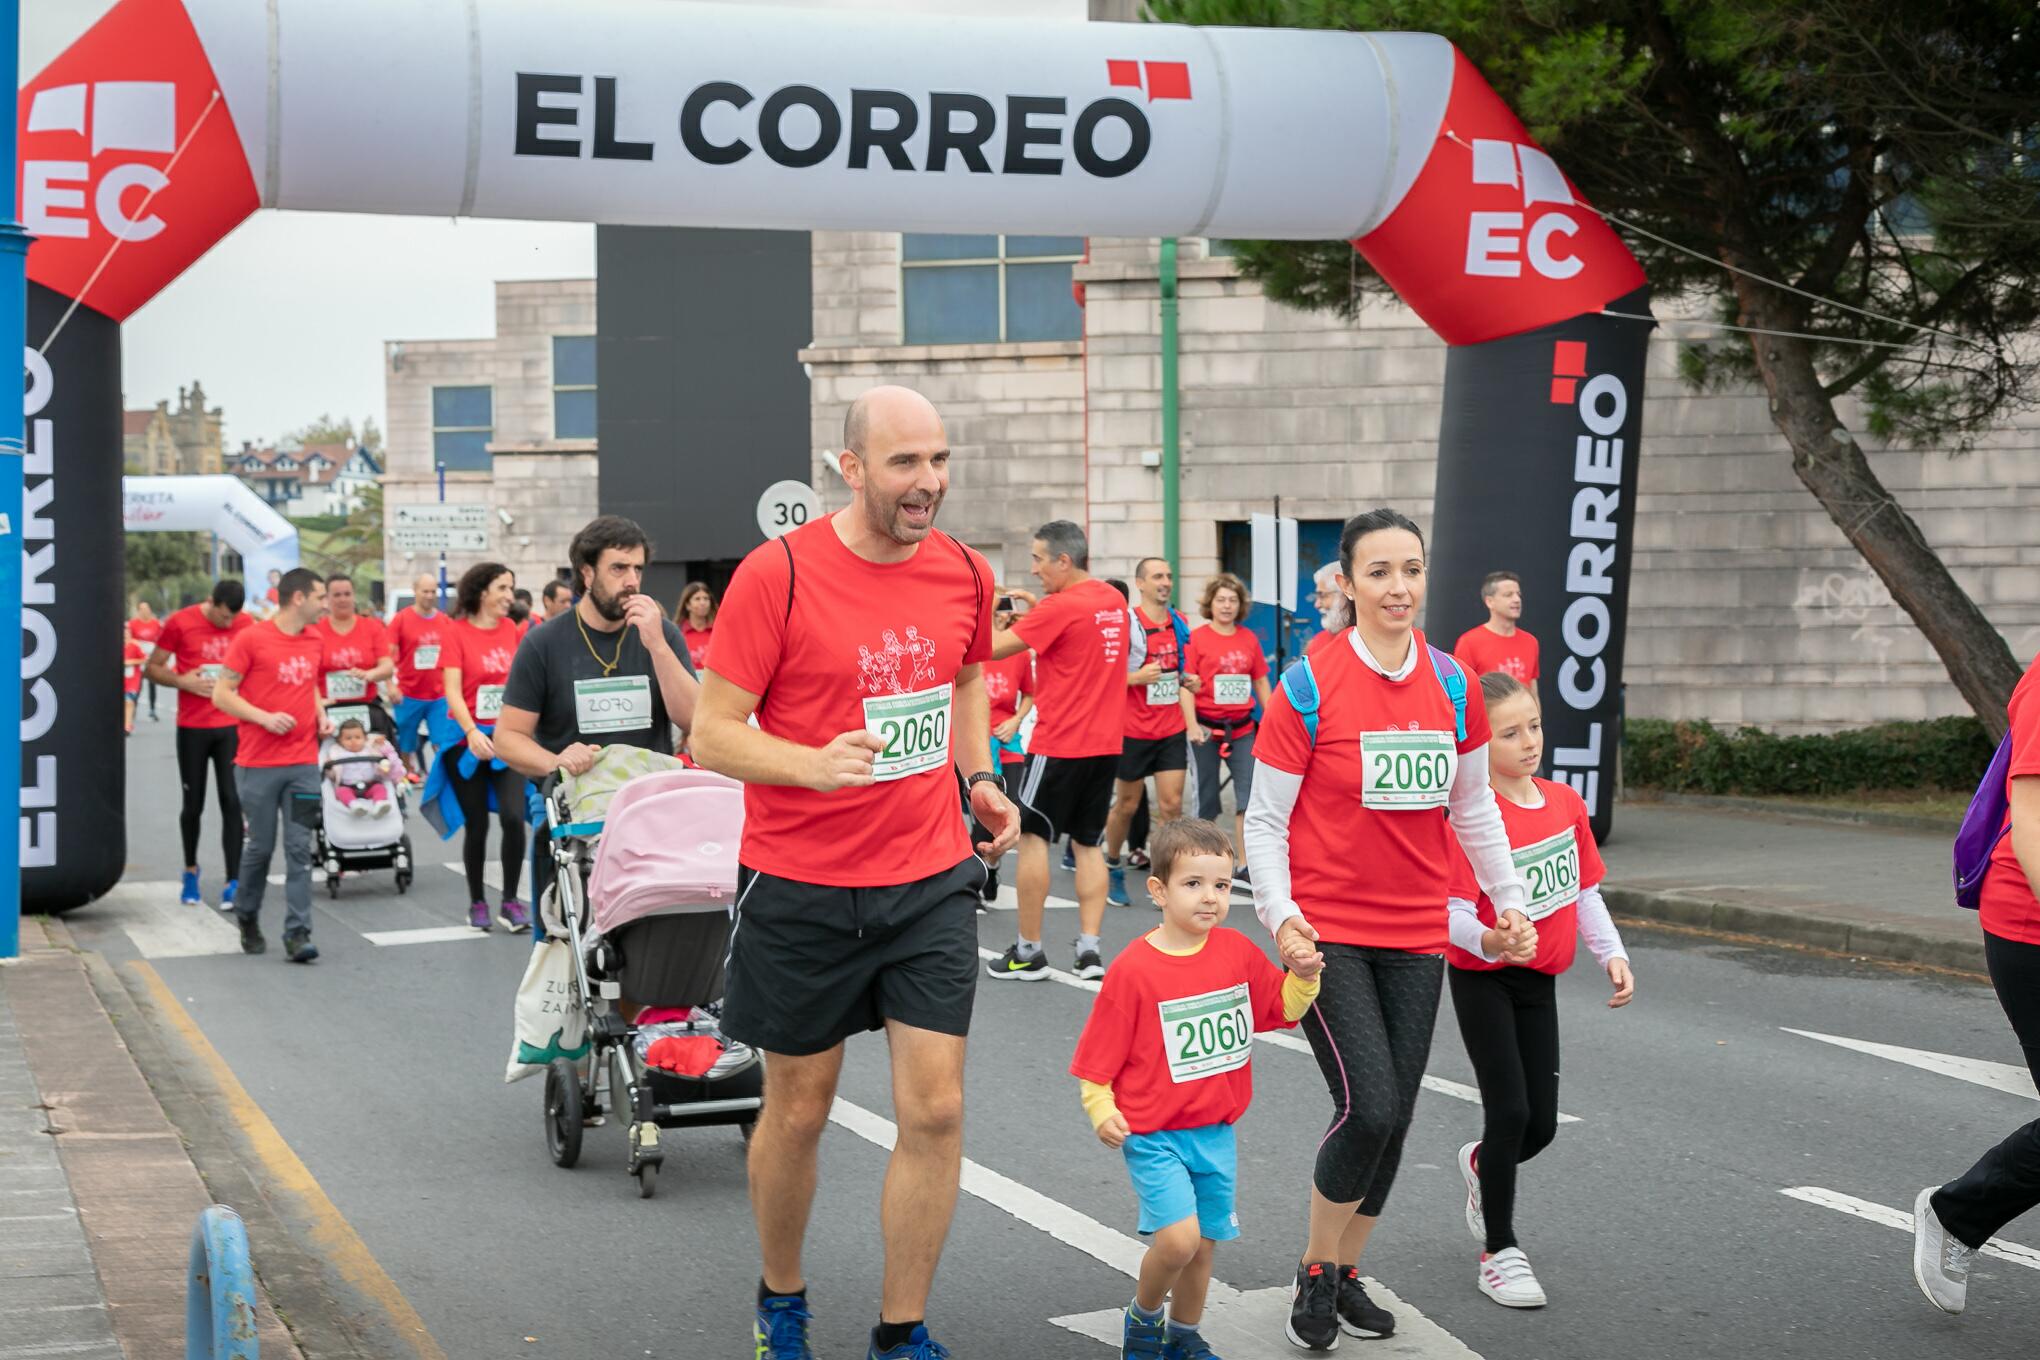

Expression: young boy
xmin=1071 ymin=819 xmax=1325 ymax=1359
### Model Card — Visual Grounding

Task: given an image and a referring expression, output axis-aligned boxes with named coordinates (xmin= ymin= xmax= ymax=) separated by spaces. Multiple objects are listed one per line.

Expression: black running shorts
xmin=720 ymin=856 xmax=982 ymax=1057
xmin=1118 ymin=731 xmax=1188 ymax=782
xmin=1015 ymin=752 xmax=1119 ymax=847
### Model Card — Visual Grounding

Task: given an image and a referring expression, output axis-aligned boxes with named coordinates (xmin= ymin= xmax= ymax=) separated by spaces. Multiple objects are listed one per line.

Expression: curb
xmin=1602 ymin=885 xmax=1985 ymax=975
xmin=1624 ymin=791 xmax=1960 ymax=835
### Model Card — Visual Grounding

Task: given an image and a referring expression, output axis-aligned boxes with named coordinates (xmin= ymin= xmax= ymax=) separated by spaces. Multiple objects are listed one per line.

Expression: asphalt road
xmin=59 ymin=718 xmax=2040 ymax=1359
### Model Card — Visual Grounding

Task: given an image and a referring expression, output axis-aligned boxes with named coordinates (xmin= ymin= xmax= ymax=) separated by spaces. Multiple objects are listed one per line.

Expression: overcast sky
xmin=24 ymin=0 xmax=1088 ymax=447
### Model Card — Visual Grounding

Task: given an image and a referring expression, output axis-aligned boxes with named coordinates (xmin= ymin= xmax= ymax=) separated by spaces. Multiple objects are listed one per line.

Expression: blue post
xmin=186 ymin=1205 xmax=259 ymax=1360
xmin=2 ymin=0 xmax=31 ymax=960
xmin=435 ymin=460 xmax=447 ymax=608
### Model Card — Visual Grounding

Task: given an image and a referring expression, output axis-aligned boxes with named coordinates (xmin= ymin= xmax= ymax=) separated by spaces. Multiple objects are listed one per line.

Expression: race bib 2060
xmin=1514 ymin=827 xmax=1581 ymax=921
xmin=1359 ymin=730 xmax=1456 ymax=811
xmin=1159 ymin=983 xmax=1253 ymax=1084
xmin=864 ymin=684 xmax=952 ymax=782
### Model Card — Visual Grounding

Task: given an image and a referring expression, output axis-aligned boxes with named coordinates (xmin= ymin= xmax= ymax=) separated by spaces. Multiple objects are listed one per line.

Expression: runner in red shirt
xmin=986 ymin=521 xmax=1132 ymax=983
xmin=432 ymin=564 xmax=528 ymax=933
xmin=1103 ymin=558 xmax=1196 ymax=907
xmin=211 ymin=568 xmax=330 ymax=963
xmin=121 ymin=632 xmax=145 ymax=735
xmin=388 ymin=572 xmax=449 ymax=781
xmin=1185 ymin=572 xmax=1274 ymax=857
xmin=129 ymin=601 xmax=164 ymax=722
xmin=147 ymin=580 xmax=256 ymax=908
xmin=1917 ymin=648 xmax=2040 ymax=1315
xmin=1303 ymin=562 xmax=1351 ymax=661
xmin=690 ymin=386 xmax=1017 ymax=1360
xmin=1453 ymin=571 xmax=1540 ymax=682
xmin=1242 ymin=508 xmax=1528 ymax=1347
xmin=314 ymin=573 xmax=393 ymax=736
xmin=675 ymin=580 xmax=717 ymax=671
xmin=979 ymin=605 xmax=1037 ymax=903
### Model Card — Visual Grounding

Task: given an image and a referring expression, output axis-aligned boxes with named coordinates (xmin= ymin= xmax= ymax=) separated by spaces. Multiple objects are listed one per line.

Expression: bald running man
xmin=389 ymin=573 xmax=451 ymax=781
xmin=694 ymin=384 xmax=1019 ymax=1360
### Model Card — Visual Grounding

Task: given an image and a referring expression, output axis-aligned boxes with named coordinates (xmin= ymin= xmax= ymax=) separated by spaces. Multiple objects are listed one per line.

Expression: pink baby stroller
xmin=539 ymin=765 xmax=763 ymax=1199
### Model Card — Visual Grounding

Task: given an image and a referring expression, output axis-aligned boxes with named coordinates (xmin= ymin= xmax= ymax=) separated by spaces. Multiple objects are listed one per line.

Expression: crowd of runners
xmin=123 ymin=380 xmax=2039 ymax=1359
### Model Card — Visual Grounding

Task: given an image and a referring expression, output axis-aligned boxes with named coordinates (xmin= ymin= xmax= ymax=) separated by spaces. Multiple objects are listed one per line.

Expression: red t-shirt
xmin=1010 ymin=577 xmax=1131 ymax=758
xmin=1980 ymin=653 xmax=2040 ymax=946
xmin=446 ymin=618 xmax=519 ymax=728
xmin=682 ymin=624 xmax=714 ymax=672
xmin=1445 ymin=777 xmax=1605 ymax=975
xmin=122 ymin=641 xmax=146 ymax=692
xmin=155 ymin=605 xmax=254 ymax=729
xmin=129 ymin=616 xmax=163 ymax=656
xmin=1186 ymin=624 xmax=1269 ymax=726
xmin=388 ymin=607 xmax=448 ymax=702
xmin=1453 ymin=624 xmax=1540 ymax=682
xmin=1254 ymin=628 xmax=1491 ymax=952
xmin=315 ymin=614 xmax=390 ymax=703
xmin=223 ymin=621 xmax=325 ymax=768
xmin=1305 ymin=628 xmax=1344 ymax=661
xmin=1125 ymin=606 xmax=1189 ymax=741
xmin=1069 ymin=928 xmax=1295 ymax=1135
xmin=984 ymin=651 xmax=1035 ymax=754
xmin=709 ymin=521 xmax=994 ymax=888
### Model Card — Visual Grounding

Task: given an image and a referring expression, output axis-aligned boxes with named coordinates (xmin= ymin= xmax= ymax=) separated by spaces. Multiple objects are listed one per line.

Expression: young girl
xmin=1445 ymin=670 xmax=1635 ymax=1309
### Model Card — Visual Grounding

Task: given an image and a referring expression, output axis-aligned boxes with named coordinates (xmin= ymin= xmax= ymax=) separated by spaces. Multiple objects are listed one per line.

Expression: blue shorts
xmin=392 ymin=697 xmax=447 ymax=754
xmin=1122 ymin=1124 xmax=1239 ymax=1242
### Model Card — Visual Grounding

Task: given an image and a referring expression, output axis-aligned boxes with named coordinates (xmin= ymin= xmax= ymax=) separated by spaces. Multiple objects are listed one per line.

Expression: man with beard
xmin=691 ymin=384 xmax=1018 ymax=1360
xmin=492 ymin=516 xmax=701 ymax=912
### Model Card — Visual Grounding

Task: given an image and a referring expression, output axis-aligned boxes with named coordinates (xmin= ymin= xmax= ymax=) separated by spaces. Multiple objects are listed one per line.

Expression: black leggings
xmin=1449 ymin=966 xmax=1561 ymax=1253
xmin=1302 ymin=944 xmax=1444 ymax=1214
xmin=175 ymin=726 xmax=242 ymax=873
xmin=1932 ymin=931 xmax=2040 ymax=1248
xmin=450 ymin=761 xmax=525 ymax=904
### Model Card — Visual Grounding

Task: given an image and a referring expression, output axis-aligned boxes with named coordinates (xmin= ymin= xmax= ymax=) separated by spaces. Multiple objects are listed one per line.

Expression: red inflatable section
xmin=16 ymin=0 xmax=257 ymax=323
xmin=1356 ymin=48 xmax=1644 ymax=347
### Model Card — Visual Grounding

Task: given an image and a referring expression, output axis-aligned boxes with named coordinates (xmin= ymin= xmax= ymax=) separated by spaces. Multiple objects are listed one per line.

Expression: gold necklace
xmin=576 ymin=608 xmax=627 ymax=677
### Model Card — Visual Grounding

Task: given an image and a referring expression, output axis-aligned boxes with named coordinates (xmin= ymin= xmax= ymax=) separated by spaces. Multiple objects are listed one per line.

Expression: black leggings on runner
xmin=175 ymin=726 xmax=242 ymax=873
xmin=1302 ymin=944 xmax=1444 ymax=1213
xmin=1932 ymin=931 xmax=2040 ymax=1248
xmin=1449 ymin=965 xmax=1561 ymax=1253
xmin=451 ymin=762 xmax=525 ymax=904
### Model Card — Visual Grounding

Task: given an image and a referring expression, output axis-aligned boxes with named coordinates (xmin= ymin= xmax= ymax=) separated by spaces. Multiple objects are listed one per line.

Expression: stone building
xmin=122 ymin=381 xmax=223 ymax=476
xmin=382 ymin=280 xmax=599 ymax=596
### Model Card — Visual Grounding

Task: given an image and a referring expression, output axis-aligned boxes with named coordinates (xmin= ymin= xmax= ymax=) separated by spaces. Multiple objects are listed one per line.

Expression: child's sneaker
xmin=753 ymin=1292 xmax=814 ymax=1360
xmin=179 ymin=871 xmax=202 ymax=907
xmin=1477 ymin=1247 xmax=1548 ymax=1308
xmin=866 ymin=1322 xmax=950 ymax=1359
xmin=1336 ymin=1268 xmax=1395 ymax=1338
xmin=1163 ymin=1324 xmax=1221 ymax=1359
xmin=1459 ymin=1140 xmax=1484 ymax=1243
xmin=468 ymin=901 xmax=493 ymax=932
xmin=1120 ymin=1305 xmax=1167 ymax=1359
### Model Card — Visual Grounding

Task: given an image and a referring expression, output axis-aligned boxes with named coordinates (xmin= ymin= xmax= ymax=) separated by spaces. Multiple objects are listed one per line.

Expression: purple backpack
xmin=1953 ymin=731 xmax=2016 ymax=910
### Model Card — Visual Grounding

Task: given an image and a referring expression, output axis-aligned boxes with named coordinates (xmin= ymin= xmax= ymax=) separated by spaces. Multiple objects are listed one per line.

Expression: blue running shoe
xmin=179 ymin=871 xmax=202 ymax=907
xmin=754 ymin=1293 xmax=814 ymax=1360
xmin=1164 ymin=1326 xmax=1222 ymax=1359
xmin=221 ymin=879 xmax=238 ymax=910
xmin=867 ymin=1324 xmax=950 ymax=1360
xmin=1121 ymin=1306 xmax=1167 ymax=1359
xmin=1106 ymin=860 xmax=1130 ymax=907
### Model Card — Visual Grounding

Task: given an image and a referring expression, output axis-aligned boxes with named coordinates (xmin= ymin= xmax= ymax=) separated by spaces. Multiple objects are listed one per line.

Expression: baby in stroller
xmin=323 ymin=719 xmax=399 ymax=816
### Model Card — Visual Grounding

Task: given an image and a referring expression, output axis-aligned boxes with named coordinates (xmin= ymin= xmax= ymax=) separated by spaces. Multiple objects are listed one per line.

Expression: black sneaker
xmin=980 ymin=862 xmax=1000 ymax=905
xmin=984 ymin=943 xmax=1047 ymax=982
xmin=1336 ymin=1267 xmax=1395 ymax=1338
xmin=1287 ymin=1261 xmax=1341 ymax=1351
xmin=1072 ymin=943 xmax=1105 ymax=981
xmin=283 ymin=930 xmax=319 ymax=964
xmin=238 ymin=916 xmax=266 ymax=955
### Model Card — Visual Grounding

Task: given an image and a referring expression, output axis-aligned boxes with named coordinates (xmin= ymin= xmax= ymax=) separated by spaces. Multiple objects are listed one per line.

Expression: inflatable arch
xmin=19 ymin=0 xmax=1652 ymax=908
xmin=121 ymin=475 xmax=299 ymax=590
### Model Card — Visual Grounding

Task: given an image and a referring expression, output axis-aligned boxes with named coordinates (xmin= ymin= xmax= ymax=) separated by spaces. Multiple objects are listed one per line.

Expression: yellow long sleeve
xmin=1281 ymin=972 xmax=1320 ymax=1023
xmin=1079 ymin=1079 xmax=1122 ymax=1131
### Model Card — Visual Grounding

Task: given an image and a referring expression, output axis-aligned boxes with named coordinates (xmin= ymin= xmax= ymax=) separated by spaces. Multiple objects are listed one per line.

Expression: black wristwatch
xmin=965 ymin=771 xmax=1003 ymax=792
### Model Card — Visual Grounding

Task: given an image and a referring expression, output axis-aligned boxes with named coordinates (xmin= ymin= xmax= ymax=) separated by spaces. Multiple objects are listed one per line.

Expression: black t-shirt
xmin=502 ymin=609 xmax=695 ymax=755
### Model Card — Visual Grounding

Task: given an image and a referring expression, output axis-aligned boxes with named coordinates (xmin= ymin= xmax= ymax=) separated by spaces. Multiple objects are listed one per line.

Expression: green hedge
xmin=1623 ymin=717 xmax=1995 ymax=797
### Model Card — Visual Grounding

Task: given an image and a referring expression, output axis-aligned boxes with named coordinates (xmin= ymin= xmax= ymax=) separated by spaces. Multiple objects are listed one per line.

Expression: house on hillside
xmin=233 ymin=436 xmax=379 ymax=517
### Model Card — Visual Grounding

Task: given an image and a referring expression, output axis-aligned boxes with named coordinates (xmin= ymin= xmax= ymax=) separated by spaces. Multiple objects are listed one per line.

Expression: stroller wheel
xmin=394 ymin=870 xmax=412 ymax=894
xmin=636 ymin=1161 xmax=658 ymax=1199
xmin=326 ymin=873 xmax=341 ymax=899
xmin=543 ymin=1058 xmax=584 ymax=1168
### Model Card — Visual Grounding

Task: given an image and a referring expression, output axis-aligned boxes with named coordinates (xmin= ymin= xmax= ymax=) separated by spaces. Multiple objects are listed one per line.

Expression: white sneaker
xmin=1912 ymin=1187 xmax=1972 ymax=1315
xmin=1459 ymin=1141 xmax=1484 ymax=1243
xmin=1477 ymin=1247 xmax=1547 ymax=1308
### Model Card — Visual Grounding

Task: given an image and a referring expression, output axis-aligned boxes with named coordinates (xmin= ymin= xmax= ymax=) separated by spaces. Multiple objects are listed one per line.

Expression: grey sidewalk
xmin=1601 ymin=799 xmax=1983 ymax=971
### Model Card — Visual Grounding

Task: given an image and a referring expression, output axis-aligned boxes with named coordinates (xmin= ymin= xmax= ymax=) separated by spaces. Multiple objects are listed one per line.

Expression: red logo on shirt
xmin=856 ymin=627 xmax=939 ymax=696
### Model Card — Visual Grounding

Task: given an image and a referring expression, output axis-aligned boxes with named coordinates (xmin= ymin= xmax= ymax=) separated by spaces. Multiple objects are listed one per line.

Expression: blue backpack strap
xmin=1278 ymin=657 xmax=1322 ymax=748
xmin=1427 ymin=644 xmax=1469 ymax=743
xmin=1171 ymin=609 xmax=1191 ymax=664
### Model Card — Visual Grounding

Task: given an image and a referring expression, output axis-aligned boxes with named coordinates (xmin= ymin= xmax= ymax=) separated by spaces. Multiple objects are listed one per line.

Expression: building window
xmin=553 ymin=336 xmax=597 ymax=440
xmin=432 ymin=386 xmax=494 ymax=470
xmin=901 ymin=234 xmax=1084 ymax=345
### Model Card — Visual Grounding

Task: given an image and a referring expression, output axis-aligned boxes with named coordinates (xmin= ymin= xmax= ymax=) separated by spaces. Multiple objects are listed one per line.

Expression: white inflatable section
xmin=181 ymin=0 xmax=1453 ymax=240
xmin=122 ymin=475 xmax=300 ymax=595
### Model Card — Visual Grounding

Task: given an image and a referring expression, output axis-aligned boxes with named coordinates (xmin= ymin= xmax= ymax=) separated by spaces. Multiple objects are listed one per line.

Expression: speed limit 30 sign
xmin=757 ymin=480 xmax=821 ymax=539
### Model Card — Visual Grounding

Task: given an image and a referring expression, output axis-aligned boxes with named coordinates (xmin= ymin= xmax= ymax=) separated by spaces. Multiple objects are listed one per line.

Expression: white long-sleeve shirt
xmin=1245 ymin=628 xmax=1528 ymax=942
xmin=1447 ymin=886 xmax=1629 ymax=966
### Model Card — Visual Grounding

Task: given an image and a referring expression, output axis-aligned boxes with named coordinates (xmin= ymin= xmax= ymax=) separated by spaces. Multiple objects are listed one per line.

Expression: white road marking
xmin=1782 ymin=1028 xmax=2037 ymax=1101
xmin=829 ymin=1098 xmax=1480 ymax=1358
xmin=1780 ymin=1187 xmax=2040 ymax=1270
xmin=442 ymin=860 xmax=504 ymax=891
xmin=982 ymin=884 xmax=1081 ymax=911
xmin=977 ymin=947 xmax=1579 ymax=1123
xmin=360 ymin=926 xmax=492 ymax=947
xmin=90 ymin=881 xmax=243 ymax=958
